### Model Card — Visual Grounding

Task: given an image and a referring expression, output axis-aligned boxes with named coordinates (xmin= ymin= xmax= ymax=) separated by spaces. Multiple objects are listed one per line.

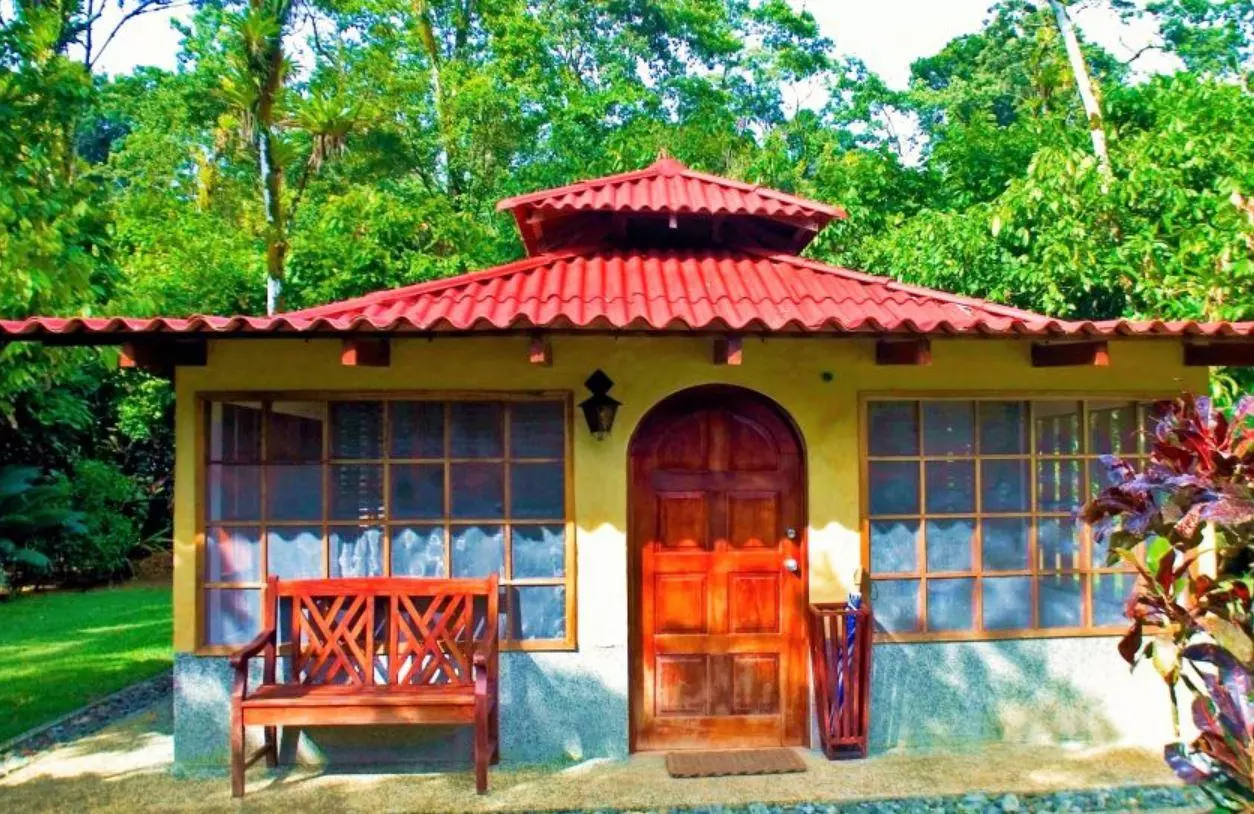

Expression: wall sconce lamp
xmin=579 ymin=370 xmax=620 ymax=440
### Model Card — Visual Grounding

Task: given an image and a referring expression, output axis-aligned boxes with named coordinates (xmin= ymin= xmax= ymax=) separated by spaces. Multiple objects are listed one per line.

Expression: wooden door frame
xmin=626 ymin=384 xmax=810 ymax=752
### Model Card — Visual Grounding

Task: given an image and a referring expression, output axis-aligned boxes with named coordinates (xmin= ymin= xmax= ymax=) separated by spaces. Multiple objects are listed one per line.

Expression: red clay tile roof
xmin=498 ymin=157 xmax=846 ymax=254
xmin=4 ymin=247 xmax=1252 ymax=339
xmin=497 ymin=157 xmax=847 ymax=223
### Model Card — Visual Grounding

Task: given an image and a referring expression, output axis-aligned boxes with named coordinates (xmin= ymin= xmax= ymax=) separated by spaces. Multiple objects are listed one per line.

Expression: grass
xmin=0 ymin=583 xmax=172 ymax=743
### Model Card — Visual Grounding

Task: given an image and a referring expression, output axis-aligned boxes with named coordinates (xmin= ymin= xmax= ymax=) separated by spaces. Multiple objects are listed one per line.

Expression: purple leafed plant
xmin=1081 ymin=394 xmax=1254 ymax=810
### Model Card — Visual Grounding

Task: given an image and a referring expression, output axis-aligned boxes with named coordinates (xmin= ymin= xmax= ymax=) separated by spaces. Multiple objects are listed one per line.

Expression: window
xmin=864 ymin=398 xmax=1161 ymax=640
xmin=201 ymin=396 xmax=572 ymax=650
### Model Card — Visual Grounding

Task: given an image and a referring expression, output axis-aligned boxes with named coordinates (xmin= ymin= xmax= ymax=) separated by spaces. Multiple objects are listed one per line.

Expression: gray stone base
xmin=176 ymin=636 xmax=1169 ymax=771
xmin=868 ymin=637 xmax=1175 ymax=752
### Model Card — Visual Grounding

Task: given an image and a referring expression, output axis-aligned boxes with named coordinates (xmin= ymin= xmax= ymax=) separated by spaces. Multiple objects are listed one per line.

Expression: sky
xmin=795 ymin=0 xmax=1180 ymax=88
xmin=80 ymin=0 xmax=1181 ymax=85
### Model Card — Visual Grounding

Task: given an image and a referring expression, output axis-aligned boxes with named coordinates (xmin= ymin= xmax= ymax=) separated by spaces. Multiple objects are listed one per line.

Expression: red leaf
xmin=1156 ymin=548 xmax=1177 ymax=591
xmin=1118 ymin=623 xmax=1144 ymax=665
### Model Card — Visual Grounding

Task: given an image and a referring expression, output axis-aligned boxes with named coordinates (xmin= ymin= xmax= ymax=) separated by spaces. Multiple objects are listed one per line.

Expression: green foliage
xmin=52 ymin=459 xmax=150 ymax=585
xmin=0 ymin=466 xmax=83 ymax=591
xmin=0 ymin=5 xmax=110 ymax=321
xmin=0 ymin=364 xmax=174 ymax=587
xmin=1147 ymin=0 xmax=1253 ymax=79
xmin=287 ymin=180 xmax=498 ymax=307
xmin=801 ymin=4 xmax=1253 ymax=375
xmin=115 ymin=375 xmax=174 ymax=443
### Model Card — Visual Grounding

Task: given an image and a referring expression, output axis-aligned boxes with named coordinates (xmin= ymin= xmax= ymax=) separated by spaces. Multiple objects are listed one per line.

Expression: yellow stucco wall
xmin=172 ymin=335 xmax=1205 ymax=652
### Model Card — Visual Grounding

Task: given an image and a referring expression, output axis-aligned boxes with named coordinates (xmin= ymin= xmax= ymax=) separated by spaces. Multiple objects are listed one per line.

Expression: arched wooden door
xmin=629 ymin=386 xmax=808 ymax=751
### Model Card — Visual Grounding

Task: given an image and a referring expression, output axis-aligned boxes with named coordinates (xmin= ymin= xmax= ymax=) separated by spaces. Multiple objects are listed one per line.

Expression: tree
xmin=1043 ymin=0 xmax=1112 ymax=176
xmin=807 ymin=1 xmax=1252 ymax=340
xmin=0 ymin=1 xmax=108 ymax=321
xmin=1147 ymin=0 xmax=1253 ymax=82
xmin=220 ymin=0 xmax=298 ymax=313
xmin=0 ymin=0 xmax=121 ymax=417
xmin=75 ymin=0 xmax=185 ymax=70
xmin=217 ymin=0 xmax=364 ymax=313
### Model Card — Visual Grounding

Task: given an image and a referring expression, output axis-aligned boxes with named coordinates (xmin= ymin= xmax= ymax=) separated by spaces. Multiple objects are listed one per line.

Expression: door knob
xmin=782 ymin=557 xmax=800 ymax=575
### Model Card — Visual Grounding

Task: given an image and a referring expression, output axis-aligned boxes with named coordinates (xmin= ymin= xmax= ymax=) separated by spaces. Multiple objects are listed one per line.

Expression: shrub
xmin=1081 ymin=394 xmax=1254 ymax=810
xmin=0 ymin=466 xmax=83 ymax=592
xmin=49 ymin=458 xmax=150 ymax=586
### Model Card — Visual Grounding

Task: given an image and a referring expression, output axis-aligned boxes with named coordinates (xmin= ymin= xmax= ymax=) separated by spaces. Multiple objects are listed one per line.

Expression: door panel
xmin=657 ymin=415 xmax=708 ymax=470
xmin=728 ymin=415 xmax=780 ymax=471
xmin=658 ymin=493 xmax=708 ymax=549
xmin=631 ymin=388 xmax=807 ymax=751
xmin=728 ymin=493 xmax=779 ymax=548
xmin=731 ymin=654 xmax=780 ymax=714
xmin=728 ymin=574 xmax=780 ymax=633
xmin=656 ymin=656 xmax=708 ymax=715
xmin=655 ymin=574 xmax=707 ymax=633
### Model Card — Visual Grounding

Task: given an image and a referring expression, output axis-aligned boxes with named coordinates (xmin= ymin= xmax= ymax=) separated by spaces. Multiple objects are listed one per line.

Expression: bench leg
xmin=264 ymin=726 xmax=278 ymax=768
xmin=474 ymin=701 xmax=489 ymax=793
xmin=490 ymin=702 xmax=500 ymax=765
xmin=230 ymin=705 xmax=245 ymax=798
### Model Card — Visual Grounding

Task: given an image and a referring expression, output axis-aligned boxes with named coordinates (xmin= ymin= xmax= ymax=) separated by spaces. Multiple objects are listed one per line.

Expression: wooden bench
xmin=229 ymin=575 xmax=500 ymax=797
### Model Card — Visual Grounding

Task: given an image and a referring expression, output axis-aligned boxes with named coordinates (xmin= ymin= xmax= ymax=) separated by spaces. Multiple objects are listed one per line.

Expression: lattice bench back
xmin=262 ymin=576 xmax=499 ymax=688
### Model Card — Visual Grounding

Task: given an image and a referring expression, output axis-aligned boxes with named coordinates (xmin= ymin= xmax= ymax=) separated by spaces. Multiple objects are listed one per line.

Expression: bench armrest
xmin=473 ymin=614 xmax=499 ymax=685
xmin=229 ymin=628 xmax=275 ymax=669
xmin=229 ymin=627 xmax=276 ymax=702
xmin=473 ymin=637 xmax=498 ymax=704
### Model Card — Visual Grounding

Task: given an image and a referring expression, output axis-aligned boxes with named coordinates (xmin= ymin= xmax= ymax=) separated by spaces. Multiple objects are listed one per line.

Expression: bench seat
xmin=243 ymin=684 xmax=479 ymax=706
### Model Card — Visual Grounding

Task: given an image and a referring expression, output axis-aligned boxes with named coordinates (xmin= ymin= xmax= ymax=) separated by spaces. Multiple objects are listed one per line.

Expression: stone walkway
xmin=0 ymin=696 xmax=1205 ymax=813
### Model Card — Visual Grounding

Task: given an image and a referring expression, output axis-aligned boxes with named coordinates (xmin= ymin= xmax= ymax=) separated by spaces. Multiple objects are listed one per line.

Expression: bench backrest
xmin=262 ymin=576 xmax=499 ymax=688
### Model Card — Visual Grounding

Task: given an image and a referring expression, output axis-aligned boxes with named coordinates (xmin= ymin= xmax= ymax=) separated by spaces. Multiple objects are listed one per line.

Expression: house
xmin=3 ymin=157 xmax=1250 ymax=772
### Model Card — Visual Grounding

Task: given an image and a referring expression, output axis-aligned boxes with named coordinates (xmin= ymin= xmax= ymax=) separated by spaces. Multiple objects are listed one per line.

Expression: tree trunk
xmin=1045 ymin=0 xmax=1112 ymax=177
xmin=251 ymin=0 xmax=291 ymax=315
xmin=259 ymin=127 xmax=286 ymax=315
xmin=413 ymin=0 xmax=466 ymax=198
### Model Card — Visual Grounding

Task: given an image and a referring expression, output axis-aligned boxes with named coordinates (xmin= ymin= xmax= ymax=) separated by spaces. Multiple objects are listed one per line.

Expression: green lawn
xmin=0 ymin=583 xmax=172 ymax=743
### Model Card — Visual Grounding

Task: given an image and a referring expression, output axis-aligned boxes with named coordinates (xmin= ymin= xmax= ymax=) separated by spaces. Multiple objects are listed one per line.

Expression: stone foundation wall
xmin=868 ymin=637 xmax=1174 ymax=752
xmin=174 ymin=635 xmax=1172 ymax=771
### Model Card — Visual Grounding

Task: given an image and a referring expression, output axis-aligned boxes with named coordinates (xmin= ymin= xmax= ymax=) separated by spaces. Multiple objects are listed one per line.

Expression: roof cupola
xmin=496 ymin=155 xmax=846 ymax=256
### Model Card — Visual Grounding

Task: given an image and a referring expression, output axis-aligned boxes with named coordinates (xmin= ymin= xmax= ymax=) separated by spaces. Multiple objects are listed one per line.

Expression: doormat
xmin=665 ymin=748 xmax=807 ymax=778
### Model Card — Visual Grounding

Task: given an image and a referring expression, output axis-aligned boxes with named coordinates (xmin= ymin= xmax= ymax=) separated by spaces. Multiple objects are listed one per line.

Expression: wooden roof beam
xmin=1184 ymin=341 xmax=1254 ymax=367
xmin=340 ymin=338 xmax=390 ymax=367
xmin=1031 ymin=340 xmax=1109 ymax=367
xmin=713 ymin=334 xmax=743 ymax=365
xmin=875 ymin=338 xmax=931 ymax=366
xmin=119 ymin=339 xmax=207 ymax=377
xmin=529 ymin=333 xmax=553 ymax=366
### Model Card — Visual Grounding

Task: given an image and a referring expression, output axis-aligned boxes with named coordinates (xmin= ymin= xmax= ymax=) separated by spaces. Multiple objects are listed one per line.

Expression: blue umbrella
xmin=836 ymin=589 xmax=862 ymax=709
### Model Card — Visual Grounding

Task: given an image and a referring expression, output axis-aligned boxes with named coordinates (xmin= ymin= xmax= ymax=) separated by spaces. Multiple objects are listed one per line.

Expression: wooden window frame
xmin=859 ymin=392 xmax=1169 ymax=644
xmin=195 ymin=390 xmax=577 ymax=655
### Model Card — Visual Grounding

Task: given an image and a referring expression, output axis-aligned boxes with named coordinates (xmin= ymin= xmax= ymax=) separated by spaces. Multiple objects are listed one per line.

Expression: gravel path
xmin=632 ymin=786 xmax=1209 ymax=812
xmin=0 ymin=669 xmax=172 ymax=777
